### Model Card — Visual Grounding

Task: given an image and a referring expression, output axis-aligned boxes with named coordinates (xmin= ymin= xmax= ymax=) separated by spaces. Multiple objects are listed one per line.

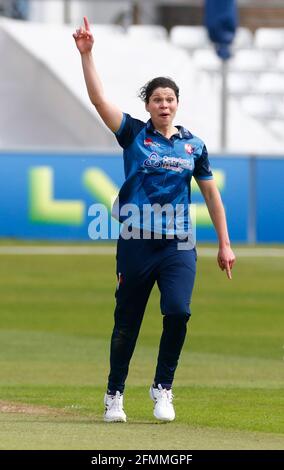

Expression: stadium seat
xmin=232 ymin=27 xmax=254 ymax=49
xmin=192 ymin=49 xmax=221 ymax=72
xmin=275 ymin=98 xmax=284 ymax=118
xmin=227 ymin=73 xmax=253 ymax=94
xmin=127 ymin=25 xmax=168 ymax=40
xmin=254 ymin=28 xmax=284 ymax=50
xmin=268 ymin=120 xmax=284 ymax=137
xmin=240 ymin=96 xmax=275 ymax=119
xmin=275 ymin=51 xmax=284 ymax=71
xmin=169 ymin=26 xmax=210 ymax=51
xmin=90 ymin=24 xmax=125 ymax=36
xmin=255 ymin=73 xmax=284 ymax=94
xmin=229 ymin=49 xmax=272 ymax=72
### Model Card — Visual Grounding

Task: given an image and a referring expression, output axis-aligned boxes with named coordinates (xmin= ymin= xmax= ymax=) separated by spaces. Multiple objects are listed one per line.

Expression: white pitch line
xmin=0 ymin=246 xmax=116 ymax=255
xmin=0 ymin=246 xmax=283 ymax=256
xmin=197 ymin=248 xmax=284 ymax=257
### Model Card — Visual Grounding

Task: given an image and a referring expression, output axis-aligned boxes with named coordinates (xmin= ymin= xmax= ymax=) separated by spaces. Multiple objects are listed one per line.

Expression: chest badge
xmin=185 ymin=144 xmax=194 ymax=154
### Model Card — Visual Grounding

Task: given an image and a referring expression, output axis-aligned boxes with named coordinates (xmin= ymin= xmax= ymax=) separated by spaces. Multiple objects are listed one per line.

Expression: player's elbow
xmin=90 ymin=97 xmax=105 ymax=108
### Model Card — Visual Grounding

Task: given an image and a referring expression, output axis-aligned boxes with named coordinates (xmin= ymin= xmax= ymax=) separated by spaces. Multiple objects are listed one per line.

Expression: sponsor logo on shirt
xmin=144 ymin=138 xmax=160 ymax=148
xmin=143 ymin=152 xmax=194 ymax=173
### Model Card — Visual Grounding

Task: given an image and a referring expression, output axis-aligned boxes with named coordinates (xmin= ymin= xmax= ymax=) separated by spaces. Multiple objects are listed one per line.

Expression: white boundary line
xmin=0 ymin=246 xmax=116 ymax=255
xmin=0 ymin=246 xmax=283 ymax=256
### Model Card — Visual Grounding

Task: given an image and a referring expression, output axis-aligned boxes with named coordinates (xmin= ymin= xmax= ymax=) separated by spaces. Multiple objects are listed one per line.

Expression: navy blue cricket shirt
xmin=112 ymin=113 xmax=213 ymax=237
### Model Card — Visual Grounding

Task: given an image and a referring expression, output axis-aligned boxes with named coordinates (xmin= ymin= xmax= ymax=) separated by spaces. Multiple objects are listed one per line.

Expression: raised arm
xmin=73 ymin=17 xmax=123 ymax=133
xmin=196 ymin=178 xmax=236 ymax=279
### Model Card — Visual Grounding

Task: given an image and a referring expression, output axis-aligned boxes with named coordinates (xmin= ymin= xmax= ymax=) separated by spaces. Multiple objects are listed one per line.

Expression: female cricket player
xmin=73 ymin=17 xmax=236 ymax=422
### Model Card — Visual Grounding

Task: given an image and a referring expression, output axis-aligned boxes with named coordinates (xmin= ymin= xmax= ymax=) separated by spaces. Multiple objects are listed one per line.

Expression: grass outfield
xmin=0 ymin=249 xmax=283 ymax=450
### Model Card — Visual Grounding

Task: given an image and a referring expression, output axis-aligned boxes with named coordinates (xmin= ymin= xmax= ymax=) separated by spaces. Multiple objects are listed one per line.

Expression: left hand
xmin=217 ymin=245 xmax=236 ymax=280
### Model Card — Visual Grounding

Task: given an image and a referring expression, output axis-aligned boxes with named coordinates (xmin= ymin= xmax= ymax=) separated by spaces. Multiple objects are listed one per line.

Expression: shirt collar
xmin=146 ymin=119 xmax=193 ymax=140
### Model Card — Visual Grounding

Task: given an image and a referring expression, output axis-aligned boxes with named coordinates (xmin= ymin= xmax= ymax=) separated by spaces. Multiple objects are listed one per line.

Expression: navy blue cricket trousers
xmin=107 ymin=235 xmax=197 ymax=393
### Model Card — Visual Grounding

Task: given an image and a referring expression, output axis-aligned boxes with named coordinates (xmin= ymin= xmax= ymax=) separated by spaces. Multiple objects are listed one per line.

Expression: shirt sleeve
xmin=115 ymin=113 xmax=145 ymax=149
xmin=193 ymin=144 xmax=213 ymax=180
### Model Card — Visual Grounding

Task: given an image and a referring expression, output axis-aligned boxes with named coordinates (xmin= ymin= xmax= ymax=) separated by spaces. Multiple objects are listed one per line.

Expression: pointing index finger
xmin=84 ymin=16 xmax=90 ymax=31
xmin=225 ymin=263 xmax=232 ymax=280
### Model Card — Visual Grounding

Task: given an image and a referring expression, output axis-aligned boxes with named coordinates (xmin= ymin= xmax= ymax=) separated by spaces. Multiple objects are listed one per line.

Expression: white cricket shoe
xmin=103 ymin=391 xmax=127 ymax=423
xmin=149 ymin=384 xmax=175 ymax=422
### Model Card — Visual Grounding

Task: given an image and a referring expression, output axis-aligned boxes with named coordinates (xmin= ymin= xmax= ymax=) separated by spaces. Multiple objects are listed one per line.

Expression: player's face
xmin=146 ymin=87 xmax=178 ymax=128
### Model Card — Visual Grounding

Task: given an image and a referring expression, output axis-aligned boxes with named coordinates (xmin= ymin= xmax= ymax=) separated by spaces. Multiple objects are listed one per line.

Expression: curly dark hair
xmin=138 ymin=77 xmax=179 ymax=104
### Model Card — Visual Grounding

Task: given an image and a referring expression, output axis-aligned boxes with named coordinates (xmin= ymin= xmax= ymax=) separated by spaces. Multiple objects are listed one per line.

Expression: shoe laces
xmin=107 ymin=391 xmax=124 ymax=412
xmin=157 ymin=384 xmax=174 ymax=404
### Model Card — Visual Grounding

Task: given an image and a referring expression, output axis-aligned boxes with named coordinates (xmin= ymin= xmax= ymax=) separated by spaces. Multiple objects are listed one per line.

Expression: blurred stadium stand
xmin=0 ymin=0 xmax=28 ymax=19
xmin=0 ymin=1 xmax=284 ymax=153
